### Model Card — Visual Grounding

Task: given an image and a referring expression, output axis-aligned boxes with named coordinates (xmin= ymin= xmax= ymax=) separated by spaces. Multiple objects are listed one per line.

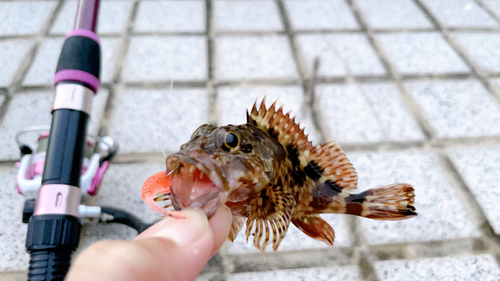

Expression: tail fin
xmin=344 ymin=183 xmax=417 ymax=220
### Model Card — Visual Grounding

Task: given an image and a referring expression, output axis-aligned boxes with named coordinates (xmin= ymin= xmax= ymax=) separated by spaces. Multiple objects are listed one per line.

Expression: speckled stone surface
xmin=216 ymin=35 xmax=298 ymax=81
xmin=0 ymin=169 xmax=29 ymax=272
xmin=356 ymin=0 xmax=433 ymax=29
xmin=0 ymin=89 xmax=109 ymax=161
xmin=50 ymin=0 xmax=133 ymax=35
xmin=23 ymin=38 xmax=121 ymax=85
xmin=349 ymin=150 xmax=481 ymax=244
xmin=284 ymin=0 xmax=359 ymax=30
xmin=375 ymin=32 xmax=470 ymax=75
xmin=122 ymin=36 xmax=207 ymax=82
xmin=420 ymin=0 xmax=498 ymax=28
xmin=404 ymin=79 xmax=500 ymax=139
xmin=483 ymin=0 xmax=500 ymax=19
xmin=451 ymin=32 xmax=500 ymax=74
xmin=227 ymin=265 xmax=363 ymax=281
xmin=295 ymin=33 xmax=386 ymax=77
xmin=0 ymin=1 xmax=57 ymax=36
xmin=214 ymin=1 xmax=283 ymax=32
xmin=216 ymin=85 xmax=318 ymax=143
xmin=447 ymin=145 xmax=500 ymax=235
xmin=134 ymin=1 xmax=205 ymax=33
xmin=374 ymin=254 xmax=500 ymax=281
xmin=228 ymin=214 xmax=351 ymax=255
xmin=315 ymin=83 xmax=424 ymax=144
xmin=0 ymin=39 xmax=34 ymax=87
xmin=108 ymin=87 xmax=209 ymax=154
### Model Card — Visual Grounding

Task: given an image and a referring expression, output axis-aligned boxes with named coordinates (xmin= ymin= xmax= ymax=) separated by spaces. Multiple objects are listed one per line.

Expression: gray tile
xmin=404 ymin=79 xmax=500 ymax=139
xmin=0 ymin=1 xmax=57 ymax=36
xmin=375 ymin=32 xmax=470 ymax=75
xmin=216 ymin=85 xmax=318 ymax=143
xmin=452 ymin=32 xmax=500 ymax=74
xmin=227 ymin=265 xmax=363 ymax=281
xmin=134 ymin=1 xmax=205 ymax=32
xmin=374 ymin=254 xmax=500 ymax=281
xmin=0 ymin=90 xmax=109 ymax=160
xmin=483 ymin=0 xmax=500 ymax=19
xmin=78 ymin=163 xmax=165 ymax=250
xmin=216 ymin=35 xmax=298 ymax=81
xmin=360 ymin=82 xmax=425 ymax=142
xmin=0 ymin=169 xmax=29 ymax=272
xmin=214 ymin=1 xmax=283 ymax=32
xmin=122 ymin=36 xmax=207 ymax=82
xmin=50 ymin=0 xmax=133 ymax=35
xmin=284 ymin=0 xmax=359 ymax=30
xmin=356 ymin=0 xmax=433 ymax=29
xmin=228 ymin=214 xmax=351 ymax=254
xmin=108 ymin=87 xmax=209 ymax=154
xmin=0 ymin=39 xmax=34 ymax=87
xmin=420 ymin=0 xmax=498 ymax=28
xmin=447 ymin=145 xmax=500 ymax=235
xmin=295 ymin=33 xmax=386 ymax=77
xmin=349 ymin=150 xmax=481 ymax=244
xmin=23 ymin=38 xmax=121 ymax=85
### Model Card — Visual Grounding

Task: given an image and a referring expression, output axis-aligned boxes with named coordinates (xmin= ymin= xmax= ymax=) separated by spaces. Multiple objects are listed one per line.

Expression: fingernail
xmin=152 ymin=208 xmax=210 ymax=246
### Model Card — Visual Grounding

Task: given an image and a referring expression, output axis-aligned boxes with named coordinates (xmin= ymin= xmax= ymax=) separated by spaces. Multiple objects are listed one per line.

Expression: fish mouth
xmin=166 ymin=151 xmax=229 ymax=218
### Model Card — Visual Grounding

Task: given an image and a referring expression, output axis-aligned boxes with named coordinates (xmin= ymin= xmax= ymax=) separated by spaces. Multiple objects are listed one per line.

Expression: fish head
xmin=166 ymin=123 xmax=286 ymax=218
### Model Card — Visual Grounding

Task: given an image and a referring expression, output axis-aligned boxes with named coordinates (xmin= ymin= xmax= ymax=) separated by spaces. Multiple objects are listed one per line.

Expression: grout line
xmin=475 ymin=0 xmax=500 ymax=26
xmin=206 ymin=0 xmax=218 ymax=125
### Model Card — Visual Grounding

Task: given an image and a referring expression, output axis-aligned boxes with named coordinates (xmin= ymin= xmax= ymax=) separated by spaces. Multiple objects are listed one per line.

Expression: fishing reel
xmin=16 ymin=126 xmax=154 ymax=232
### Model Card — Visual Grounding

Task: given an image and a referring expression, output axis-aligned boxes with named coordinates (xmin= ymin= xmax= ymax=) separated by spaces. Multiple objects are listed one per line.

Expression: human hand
xmin=65 ymin=205 xmax=232 ymax=281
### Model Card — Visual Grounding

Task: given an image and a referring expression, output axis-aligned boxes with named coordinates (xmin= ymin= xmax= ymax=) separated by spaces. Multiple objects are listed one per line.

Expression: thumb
xmin=66 ymin=206 xmax=232 ymax=281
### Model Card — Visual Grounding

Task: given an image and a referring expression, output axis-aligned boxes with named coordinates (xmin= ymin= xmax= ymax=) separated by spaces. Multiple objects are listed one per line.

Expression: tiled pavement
xmin=1 ymin=0 xmax=500 ymax=280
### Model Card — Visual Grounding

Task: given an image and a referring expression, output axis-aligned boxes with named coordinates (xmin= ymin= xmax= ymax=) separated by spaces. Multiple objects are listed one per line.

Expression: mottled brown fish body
xmin=156 ymin=97 xmax=417 ymax=254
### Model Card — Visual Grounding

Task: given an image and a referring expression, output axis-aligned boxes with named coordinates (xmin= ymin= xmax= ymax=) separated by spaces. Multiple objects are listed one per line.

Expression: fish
xmin=141 ymin=97 xmax=417 ymax=253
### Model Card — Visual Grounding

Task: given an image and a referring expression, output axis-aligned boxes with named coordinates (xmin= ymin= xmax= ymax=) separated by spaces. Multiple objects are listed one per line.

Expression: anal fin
xmin=292 ymin=215 xmax=335 ymax=246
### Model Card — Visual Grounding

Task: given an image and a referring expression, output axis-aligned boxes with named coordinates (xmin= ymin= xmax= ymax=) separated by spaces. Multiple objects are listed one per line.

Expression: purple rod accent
xmin=75 ymin=0 xmax=100 ymax=32
xmin=54 ymin=70 xmax=100 ymax=93
xmin=66 ymin=29 xmax=100 ymax=45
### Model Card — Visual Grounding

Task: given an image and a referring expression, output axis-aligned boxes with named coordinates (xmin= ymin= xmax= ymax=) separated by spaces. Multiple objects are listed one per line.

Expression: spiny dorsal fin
xmin=248 ymin=96 xmax=313 ymax=155
xmin=301 ymin=141 xmax=358 ymax=191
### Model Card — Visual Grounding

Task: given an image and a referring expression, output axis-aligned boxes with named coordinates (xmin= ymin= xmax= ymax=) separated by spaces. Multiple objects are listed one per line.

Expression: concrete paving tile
xmin=349 ymin=150 xmax=481 ymax=245
xmin=356 ymin=0 xmax=433 ymax=29
xmin=108 ymin=87 xmax=209 ymax=154
xmin=122 ymin=36 xmax=207 ymax=82
xmin=420 ymin=0 xmax=498 ymax=28
xmin=374 ymin=254 xmax=500 ymax=281
xmin=0 ymin=89 xmax=109 ymax=161
xmin=0 ymin=39 xmax=34 ymax=87
xmin=134 ymin=1 xmax=205 ymax=33
xmin=375 ymin=32 xmax=470 ymax=75
xmin=216 ymin=35 xmax=298 ymax=81
xmin=284 ymin=0 xmax=359 ymax=30
xmin=447 ymin=145 xmax=500 ymax=235
xmin=50 ymin=0 xmax=133 ymax=35
xmin=315 ymin=84 xmax=384 ymax=144
xmin=227 ymin=265 xmax=363 ymax=281
xmin=214 ymin=1 xmax=283 ymax=32
xmin=404 ymin=79 xmax=500 ymax=139
xmin=360 ymin=82 xmax=425 ymax=142
xmin=216 ymin=85 xmax=318 ymax=143
xmin=0 ymin=169 xmax=29 ymax=272
xmin=228 ymin=214 xmax=351 ymax=254
xmin=0 ymin=1 xmax=57 ymax=36
xmin=483 ymin=0 xmax=500 ymax=19
xmin=295 ymin=33 xmax=386 ymax=77
xmin=23 ymin=38 xmax=121 ymax=85
xmin=451 ymin=32 xmax=500 ymax=74
xmin=78 ymin=162 xmax=165 ymax=249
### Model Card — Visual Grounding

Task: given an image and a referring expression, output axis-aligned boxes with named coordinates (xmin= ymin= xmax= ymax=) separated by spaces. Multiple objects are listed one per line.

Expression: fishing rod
xmin=20 ymin=1 xmax=153 ymax=279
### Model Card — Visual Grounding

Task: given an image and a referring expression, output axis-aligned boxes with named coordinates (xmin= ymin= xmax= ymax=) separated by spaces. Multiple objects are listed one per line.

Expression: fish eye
xmin=224 ymin=132 xmax=240 ymax=149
